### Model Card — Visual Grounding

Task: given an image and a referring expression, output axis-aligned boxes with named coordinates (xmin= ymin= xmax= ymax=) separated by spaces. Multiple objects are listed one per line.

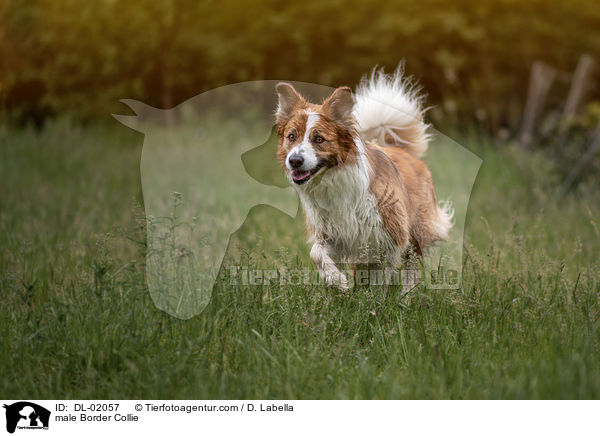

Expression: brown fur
xmin=366 ymin=142 xmax=441 ymax=255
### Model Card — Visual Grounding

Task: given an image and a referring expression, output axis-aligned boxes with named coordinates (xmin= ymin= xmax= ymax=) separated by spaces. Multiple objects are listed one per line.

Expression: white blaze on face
xmin=285 ymin=110 xmax=320 ymax=171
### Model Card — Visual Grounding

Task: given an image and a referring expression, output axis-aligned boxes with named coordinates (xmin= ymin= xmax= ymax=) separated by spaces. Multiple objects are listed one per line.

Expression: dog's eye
xmin=315 ymin=136 xmax=325 ymax=144
xmin=287 ymin=133 xmax=295 ymax=142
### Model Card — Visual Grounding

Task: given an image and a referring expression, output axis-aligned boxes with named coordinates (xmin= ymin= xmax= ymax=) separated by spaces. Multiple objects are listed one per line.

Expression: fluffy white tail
xmin=353 ymin=66 xmax=429 ymax=158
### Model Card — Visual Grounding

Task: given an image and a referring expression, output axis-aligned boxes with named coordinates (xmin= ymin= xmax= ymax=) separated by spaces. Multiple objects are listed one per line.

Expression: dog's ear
xmin=323 ymin=86 xmax=355 ymax=125
xmin=275 ymin=83 xmax=304 ymax=123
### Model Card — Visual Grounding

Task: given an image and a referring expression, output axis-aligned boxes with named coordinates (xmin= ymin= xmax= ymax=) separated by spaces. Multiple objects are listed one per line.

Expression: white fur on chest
xmin=296 ymin=162 xmax=397 ymax=264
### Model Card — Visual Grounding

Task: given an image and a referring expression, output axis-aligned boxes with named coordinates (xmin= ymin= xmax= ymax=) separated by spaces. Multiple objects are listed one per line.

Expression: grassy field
xmin=1 ymin=117 xmax=599 ymax=399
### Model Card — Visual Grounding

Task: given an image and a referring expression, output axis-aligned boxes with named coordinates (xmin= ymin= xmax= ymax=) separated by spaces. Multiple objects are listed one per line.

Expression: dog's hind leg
xmin=401 ymin=246 xmax=423 ymax=294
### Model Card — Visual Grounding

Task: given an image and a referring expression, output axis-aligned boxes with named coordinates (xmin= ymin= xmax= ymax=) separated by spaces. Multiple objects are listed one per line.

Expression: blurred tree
xmin=0 ymin=0 xmax=599 ymax=130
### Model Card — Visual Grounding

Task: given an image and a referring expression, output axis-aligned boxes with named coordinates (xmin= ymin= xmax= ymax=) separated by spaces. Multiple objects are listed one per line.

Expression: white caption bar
xmin=0 ymin=400 xmax=596 ymax=435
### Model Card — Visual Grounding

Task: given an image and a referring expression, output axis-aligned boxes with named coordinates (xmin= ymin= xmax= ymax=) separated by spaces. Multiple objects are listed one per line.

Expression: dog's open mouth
xmin=291 ymin=164 xmax=324 ymax=185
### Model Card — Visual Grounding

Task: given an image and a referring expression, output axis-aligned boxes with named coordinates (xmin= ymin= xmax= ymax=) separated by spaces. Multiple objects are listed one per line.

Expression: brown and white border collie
xmin=275 ymin=68 xmax=453 ymax=290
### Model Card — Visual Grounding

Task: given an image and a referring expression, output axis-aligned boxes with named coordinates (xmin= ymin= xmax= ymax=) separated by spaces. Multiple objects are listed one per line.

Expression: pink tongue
xmin=292 ymin=170 xmax=310 ymax=181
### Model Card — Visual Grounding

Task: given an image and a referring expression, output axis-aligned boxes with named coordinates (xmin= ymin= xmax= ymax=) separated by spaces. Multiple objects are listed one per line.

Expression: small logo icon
xmin=3 ymin=402 xmax=50 ymax=434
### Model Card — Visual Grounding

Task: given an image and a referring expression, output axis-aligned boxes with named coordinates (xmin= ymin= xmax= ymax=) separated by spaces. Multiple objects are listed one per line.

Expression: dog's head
xmin=275 ymin=83 xmax=359 ymax=186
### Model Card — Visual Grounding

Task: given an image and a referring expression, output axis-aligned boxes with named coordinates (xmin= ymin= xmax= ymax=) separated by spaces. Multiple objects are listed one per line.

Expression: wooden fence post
xmin=562 ymin=54 xmax=595 ymax=121
xmin=519 ymin=61 xmax=557 ymax=148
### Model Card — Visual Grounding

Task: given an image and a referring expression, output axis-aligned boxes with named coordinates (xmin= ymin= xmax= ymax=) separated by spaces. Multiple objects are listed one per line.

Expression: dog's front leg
xmin=310 ymin=243 xmax=350 ymax=290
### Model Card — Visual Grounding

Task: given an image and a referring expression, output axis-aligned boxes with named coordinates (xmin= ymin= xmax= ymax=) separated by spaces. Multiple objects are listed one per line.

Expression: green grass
xmin=1 ymin=118 xmax=599 ymax=399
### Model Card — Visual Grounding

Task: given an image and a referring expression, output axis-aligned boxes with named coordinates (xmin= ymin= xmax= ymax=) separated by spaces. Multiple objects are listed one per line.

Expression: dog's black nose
xmin=288 ymin=154 xmax=304 ymax=169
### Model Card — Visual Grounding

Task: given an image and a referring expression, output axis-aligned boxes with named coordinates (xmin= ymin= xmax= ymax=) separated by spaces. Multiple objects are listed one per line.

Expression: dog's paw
xmin=324 ymin=268 xmax=351 ymax=291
